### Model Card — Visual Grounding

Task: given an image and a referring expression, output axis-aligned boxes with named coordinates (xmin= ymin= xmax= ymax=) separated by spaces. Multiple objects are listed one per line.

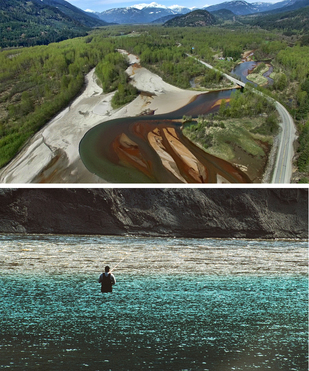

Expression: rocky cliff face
xmin=0 ymin=188 xmax=307 ymax=239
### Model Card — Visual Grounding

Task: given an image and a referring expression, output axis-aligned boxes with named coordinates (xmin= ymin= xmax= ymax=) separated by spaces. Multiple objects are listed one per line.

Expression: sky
xmin=67 ymin=0 xmax=279 ymax=12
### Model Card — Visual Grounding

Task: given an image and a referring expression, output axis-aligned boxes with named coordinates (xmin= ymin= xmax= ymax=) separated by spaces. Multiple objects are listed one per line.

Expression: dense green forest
xmin=95 ymin=52 xmax=138 ymax=107
xmin=0 ymin=34 xmax=113 ymax=167
xmin=0 ymin=24 xmax=308 ymax=181
xmin=183 ymin=88 xmax=278 ymax=175
xmin=164 ymin=10 xmax=216 ymax=27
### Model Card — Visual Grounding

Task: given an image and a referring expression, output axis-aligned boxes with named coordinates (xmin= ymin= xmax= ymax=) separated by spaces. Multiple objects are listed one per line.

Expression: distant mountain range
xmin=153 ymin=8 xmax=236 ymax=24
xmin=1 ymin=0 xmax=308 ymax=48
xmin=243 ymin=3 xmax=309 ymax=33
xmin=93 ymin=3 xmax=191 ymax=24
xmin=92 ymin=0 xmax=309 ymax=24
xmin=204 ymin=0 xmax=299 ymax=15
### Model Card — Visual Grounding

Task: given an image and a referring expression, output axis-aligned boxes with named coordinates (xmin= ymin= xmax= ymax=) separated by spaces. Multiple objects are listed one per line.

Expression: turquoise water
xmin=0 ymin=235 xmax=308 ymax=370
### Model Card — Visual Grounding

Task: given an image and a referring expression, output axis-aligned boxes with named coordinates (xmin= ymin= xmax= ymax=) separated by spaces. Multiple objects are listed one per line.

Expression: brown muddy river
xmin=79 ymin=90 xmax=251 ymax=183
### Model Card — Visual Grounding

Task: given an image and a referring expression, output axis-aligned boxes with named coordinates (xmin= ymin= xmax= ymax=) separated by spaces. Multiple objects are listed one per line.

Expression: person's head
xmin=105 ymin=266 xmax=110 ymax=273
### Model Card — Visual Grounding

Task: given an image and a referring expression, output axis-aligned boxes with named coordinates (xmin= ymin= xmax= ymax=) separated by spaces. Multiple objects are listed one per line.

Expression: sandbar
xmin=0 ymin=51 xmax=202 ymax=183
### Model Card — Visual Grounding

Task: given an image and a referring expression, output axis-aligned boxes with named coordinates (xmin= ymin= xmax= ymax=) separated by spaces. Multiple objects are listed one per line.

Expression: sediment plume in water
xmin=79 ymin=90 xmax=251 ymax=183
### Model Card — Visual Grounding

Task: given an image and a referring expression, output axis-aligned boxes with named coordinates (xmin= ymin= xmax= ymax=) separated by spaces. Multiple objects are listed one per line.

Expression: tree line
xmin=269 ymin=45 xmax=309 ymax=181
xmin=183 ymin=87 xmax=278 ymax=150
xmin=95 ymin=52 xmax=138 ymax=108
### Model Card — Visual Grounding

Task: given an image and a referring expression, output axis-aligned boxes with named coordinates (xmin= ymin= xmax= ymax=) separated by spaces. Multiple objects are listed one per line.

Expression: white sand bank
xmin=0 ymin=52 xmax=202 ymax=183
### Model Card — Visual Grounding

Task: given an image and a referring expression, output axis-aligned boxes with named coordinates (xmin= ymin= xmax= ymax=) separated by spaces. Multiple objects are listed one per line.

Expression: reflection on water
xmin=231 ymin=62 xmax=274 ymax=87
xmin=232 ymin=61 xmax=258 ymax=85
xmin=0 ymin=235 xmax=308 ymax=370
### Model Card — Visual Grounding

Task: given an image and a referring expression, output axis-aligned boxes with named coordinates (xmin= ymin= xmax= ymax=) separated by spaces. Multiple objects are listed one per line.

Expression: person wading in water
xmin=99 ymin=266 xmax=116 ymax=293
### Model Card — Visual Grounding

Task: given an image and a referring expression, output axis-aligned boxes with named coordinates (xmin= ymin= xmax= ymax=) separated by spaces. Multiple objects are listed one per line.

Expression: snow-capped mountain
xmin=89 ymin=0 xmax=307 ymax=24
xmin=205 ymin=0 xmax=299 ymax=15
xmin=170 ymin=4 xmax=195 ymax=13
xmin=204 ymin=1 xmax=265 ymax=15
xmin=131 ymin=2 xmax=191 ymax=12
xmin=132 ymin=2 xmax=167 ymax=10
xmin=94 ymin=2 xmax=191 ymax=24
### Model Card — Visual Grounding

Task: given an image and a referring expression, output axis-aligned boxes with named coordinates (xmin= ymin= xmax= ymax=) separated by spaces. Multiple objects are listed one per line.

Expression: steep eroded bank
xmin=0 ymin=188 xmax=307 ymax=239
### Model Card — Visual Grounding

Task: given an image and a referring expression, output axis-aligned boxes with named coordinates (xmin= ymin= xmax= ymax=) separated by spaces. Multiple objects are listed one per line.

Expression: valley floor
xmin=0 ymin=52 xmax=202 ymax=183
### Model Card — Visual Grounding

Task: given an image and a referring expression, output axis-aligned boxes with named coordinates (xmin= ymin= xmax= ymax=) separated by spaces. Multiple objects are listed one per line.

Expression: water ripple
xmin=0 ymin=234 xmax=307 ymax=370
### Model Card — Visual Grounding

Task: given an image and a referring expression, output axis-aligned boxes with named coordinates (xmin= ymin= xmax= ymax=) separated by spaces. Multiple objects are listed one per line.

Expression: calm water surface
xmin=231 ymin=62 xmax=274 ymax=87
xmin=79 ymin=90 xmax=251 ymax=184
xmin=0 ymin=234 xmax=308 ymax=370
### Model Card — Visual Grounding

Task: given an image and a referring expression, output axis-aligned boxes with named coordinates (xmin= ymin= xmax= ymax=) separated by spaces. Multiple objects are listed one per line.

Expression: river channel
xmin=80 ymin=89 xmax=251 ymax=183
xmin=0 ymin=234 xmax=307 ymax=370
xmin=231 ymin=61 xmax=274 ymax=86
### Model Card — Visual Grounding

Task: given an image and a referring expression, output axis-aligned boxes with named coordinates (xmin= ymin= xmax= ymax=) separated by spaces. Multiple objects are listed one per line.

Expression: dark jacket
xmin=99 ymin=272 xmax=116 ymax=293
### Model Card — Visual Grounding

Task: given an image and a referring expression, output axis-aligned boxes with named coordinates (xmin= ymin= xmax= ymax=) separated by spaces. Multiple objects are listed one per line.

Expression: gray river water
xmin=0 ymin=234 xmax=308 ymax=370
xmin=231 ymin=61 xmax=274 ymax=87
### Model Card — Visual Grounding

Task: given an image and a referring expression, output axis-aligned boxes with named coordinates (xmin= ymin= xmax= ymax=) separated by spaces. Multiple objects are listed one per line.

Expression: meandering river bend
xmin=231 ymin=61 xmax=274 ymax=87
xmin=80 ymin=90 xmax=251 ymax=183
xmin=1 ymin=234 xmax=307 ymax=370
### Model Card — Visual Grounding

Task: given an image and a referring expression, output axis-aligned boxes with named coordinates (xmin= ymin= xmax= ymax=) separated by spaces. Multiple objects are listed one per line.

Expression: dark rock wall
xmin=0 ymin=188 xmax=307 ymax=239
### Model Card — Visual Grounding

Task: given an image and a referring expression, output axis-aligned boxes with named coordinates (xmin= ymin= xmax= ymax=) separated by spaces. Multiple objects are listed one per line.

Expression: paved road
xmin=272 ymin=101 xmax=296 ymax=183
xmin=188 ymin=55 xmax=296 ymax=183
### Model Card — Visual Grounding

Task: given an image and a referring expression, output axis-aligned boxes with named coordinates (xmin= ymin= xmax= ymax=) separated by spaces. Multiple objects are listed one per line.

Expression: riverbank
xmin=246 ymin=63 xmax=271 ymax=86
xmin=1 ymin=188 xmax=307 ymax=238
xmin=0 ymin=52 xmax=201 ymax=183
xmin=0 ymin=69 xmax=108 ymax=183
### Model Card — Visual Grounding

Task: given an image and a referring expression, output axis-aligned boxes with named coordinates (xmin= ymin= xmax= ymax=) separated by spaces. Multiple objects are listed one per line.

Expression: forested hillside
xmin=242 ymin=6 xmax=309 ymax=34
xmin=0 ymin=34 xmax=113 ymax=168
xmin=0 ymin=0 xmax=107 ymax=48
xmin=36 ymin=0 xmax=105 ymax=27
xmin=164 ymin=10 xmax=216 ymax=27
xmin=210 ymin=9 xmax=236 ymax=22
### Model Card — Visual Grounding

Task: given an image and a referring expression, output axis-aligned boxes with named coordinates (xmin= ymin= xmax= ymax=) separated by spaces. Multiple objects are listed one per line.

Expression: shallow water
xmin=79 ymin=90 xmax=251 ymax=184
xmin=1 ymin=234 xmax=307 ymax=276
xmin=0 ymin=234 xmax=308 ymax=370
xmin=231 ymin=62 xmax=274 ymax=87
xmin=231 ymin=61 xmax=258 ymax=85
